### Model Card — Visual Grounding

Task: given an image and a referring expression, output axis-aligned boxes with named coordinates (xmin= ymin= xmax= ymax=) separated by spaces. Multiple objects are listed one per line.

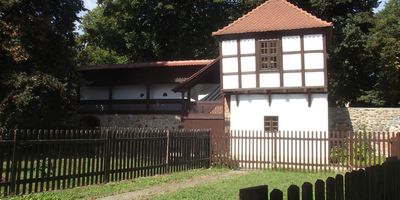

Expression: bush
xmin=329 ymin=131 xmax=376 ymax=165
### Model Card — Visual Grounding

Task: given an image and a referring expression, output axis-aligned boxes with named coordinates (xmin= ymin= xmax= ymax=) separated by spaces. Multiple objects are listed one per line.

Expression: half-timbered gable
xmin=213 ymin=0 xmax=332 ymax=132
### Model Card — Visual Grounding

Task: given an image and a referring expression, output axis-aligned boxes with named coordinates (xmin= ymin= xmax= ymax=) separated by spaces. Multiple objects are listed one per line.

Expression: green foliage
xmin=364 ymin=0 xmax=400 ymax=106
xmin=78 ymin=0 xmax=263 ymax=64
xmin=329 ymin=131 xmax=377 ymax=165
xmin=0 ymin=0 xmax=84 ymax=128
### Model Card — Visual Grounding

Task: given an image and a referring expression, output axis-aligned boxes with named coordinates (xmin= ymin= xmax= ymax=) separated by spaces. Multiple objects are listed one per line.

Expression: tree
xmin=364 ymin=0 xmax=400 ymax=106
xmin=77 ymin=0 xmax=262 ymax=65
xmin=0 ymin=0 xmax=84 ymax=128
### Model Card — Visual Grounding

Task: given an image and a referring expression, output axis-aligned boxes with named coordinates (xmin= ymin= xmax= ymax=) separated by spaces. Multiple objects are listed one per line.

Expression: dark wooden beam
xmin=307 ymin=91 xmax=312 ymax=107
xmin=146 ymin=84 xmax=150 ymax=112
xmin=268 ymin=91 xmax=272 ymax=107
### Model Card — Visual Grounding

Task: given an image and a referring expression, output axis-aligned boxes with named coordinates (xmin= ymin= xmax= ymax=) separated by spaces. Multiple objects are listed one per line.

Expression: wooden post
xmin=270 ymin=189 xmax=283 ymax=200
xmin=239 ymin=185 xmax=268 ymax=200
xmin=9 ymin=130 xmax=19 ymax=195
xmin=166 ymin=130 xmax=170 ymax=173
xmin=146 ymin=84 xmax=150 ymax=112
xmin=326 ymin=177 xmax=335 ymax=200
xmin=301 ymin=182 xmax=313 ymax=200
xmin=314 ymin=179 xmax=324 ymax=200
xmin=103 ymin=129 xmax=110 ymax=183
xmin=287 ymin=185 xmax=300 ymax=200
xmin=181 ymin=92 xmax=185 ymax=117
xmin=335 ymin=174 xmax=344 ymax=200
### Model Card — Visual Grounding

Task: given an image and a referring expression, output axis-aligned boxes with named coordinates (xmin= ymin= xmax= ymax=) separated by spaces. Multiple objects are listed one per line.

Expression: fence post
xmin=287 ymin=185 xmax=300 ymax=200
xmin=335 ymin=174 xmax=344 ymax=200
xmin=326 ymin=177 xmax=335 ymax=200
xmin=315 ymin=179 xmax=324 ymax=200
xmin=302 ymin=182 xmax=313 ymax=200
xmin=239 ymin=185 xmax=268 ymax=200
xmin=207 ymin=129 xmax=211 ymax=168
xmin=103 ymin=129 xmax=110 ymax=183
xmin=166 ymin=130 xmax=170 ymax=173
xmin=9 ymin=130 xmax=19 ymax=195
xmin=270 ymin=189 xmax=283 ymax=200
xmin=349 ymin=131 xmax=353 ymax=170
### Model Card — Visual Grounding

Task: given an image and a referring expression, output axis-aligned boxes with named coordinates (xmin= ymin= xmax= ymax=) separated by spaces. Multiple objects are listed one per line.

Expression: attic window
xmin=259 ymin=39 xmax=280 ymax=70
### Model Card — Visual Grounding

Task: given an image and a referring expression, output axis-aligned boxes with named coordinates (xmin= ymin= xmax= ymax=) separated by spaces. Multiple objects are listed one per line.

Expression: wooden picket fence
xmin=239 ymin=157 xmax=400 ymax=200
xmin=0 ymin=128 xmax=210 ymax=197
xmin=212 ymin=130 xmax=399 ymax=171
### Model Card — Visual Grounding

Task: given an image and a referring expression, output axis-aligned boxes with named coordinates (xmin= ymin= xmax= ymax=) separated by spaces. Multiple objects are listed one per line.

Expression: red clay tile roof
xmin=79 ymin=59 xmax=213 ymax=71
xmin=212 ymin=0 xmax=332 ymax=36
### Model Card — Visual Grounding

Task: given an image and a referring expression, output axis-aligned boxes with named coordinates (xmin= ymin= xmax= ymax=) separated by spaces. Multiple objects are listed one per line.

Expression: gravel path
xmin=96 ymin=170 xmax=247 ymax=200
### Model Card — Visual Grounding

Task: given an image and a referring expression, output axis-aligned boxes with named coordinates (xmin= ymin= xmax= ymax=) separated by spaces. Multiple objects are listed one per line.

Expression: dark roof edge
xmin=78 ymin=59 xmax=213 ymax=71
xmin=173 ymin=57 xmax=221 ymax=92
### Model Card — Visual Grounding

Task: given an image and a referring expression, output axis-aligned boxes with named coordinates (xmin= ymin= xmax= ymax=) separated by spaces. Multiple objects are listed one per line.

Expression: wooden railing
xmin=0 ymin=128 xmax=210 ymax=197
xmin=184 ymin=101 xmax=223 ymax=119
xmin=78 ymin=99 xmax=184 ymax=114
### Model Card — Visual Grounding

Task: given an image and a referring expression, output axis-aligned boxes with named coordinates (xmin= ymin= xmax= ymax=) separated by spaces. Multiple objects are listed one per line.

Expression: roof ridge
xmin=212 ymin=0 xmax=273 ymax=35
xmin=281 ymin=0 xmax=332 ymax=26
xmin=212 ymin=0 xmax=332 ymax=36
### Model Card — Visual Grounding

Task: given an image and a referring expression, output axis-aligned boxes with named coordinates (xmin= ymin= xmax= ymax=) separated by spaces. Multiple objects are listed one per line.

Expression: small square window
xmin=264 ymin=116 xmax=278 ymax=132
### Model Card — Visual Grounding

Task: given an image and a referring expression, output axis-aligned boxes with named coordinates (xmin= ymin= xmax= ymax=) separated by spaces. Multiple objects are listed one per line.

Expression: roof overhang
xmin=173 ymin=57 xmax=221 ymax=92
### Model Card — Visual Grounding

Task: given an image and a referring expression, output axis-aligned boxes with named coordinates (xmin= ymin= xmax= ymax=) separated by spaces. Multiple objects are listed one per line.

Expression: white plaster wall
xmin=150 ymin=84 xmax=180 ymax=99
xmin=259 ymin=73 xmax=280 ymax=88
xmin=222 ymin=57 xmax=238 ymax=73
xmin=240 ymin=56 xmax=256 ymax=72
xmin=282 ymin=36 xmax=300 ymax=52
xmin=230 ymin=130 xmax=329 ymax=169
xmin=190 ymin=84 xmax=219 ymax=101
xmin=223 ymin=75 xmax=239 ymax=89
xmin=80 ymin=86 xmax=109 ymax=100
xmin=282 ymin=54 xmax=301 ymax=70
xmin=112 ymin=85 xmax=146 ymax=100
xmin=304 ymin=34 xmax=323 ymax=51
xmin=240 ymin=39 xmax=256 ymax=54
xmin=283 ymin=72 xmax=302 ymax=87
xmin=304 ymin=53 xmax=324 ymax=69
xmin=229 ymin=94 xmax=328 ymax=132
xmin=305 ymin=72 xmax=324 ymax=86
xmin=229 ymin=94 xmax=329 ymax=167
xmin=221 ymin=40 xmax=238 ymax=56
xmin=241 ymin=74 xmax=256 ymax=88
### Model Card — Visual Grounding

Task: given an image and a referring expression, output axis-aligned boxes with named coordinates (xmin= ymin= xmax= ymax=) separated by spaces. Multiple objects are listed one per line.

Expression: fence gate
xmin=182 ymin=118 xmax=227 ymax=155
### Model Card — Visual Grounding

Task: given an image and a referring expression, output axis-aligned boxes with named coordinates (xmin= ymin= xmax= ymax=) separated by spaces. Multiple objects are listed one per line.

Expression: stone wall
xmin=329 ymin=107 xmax=400 ymax=132
xmin=80 ymin=114 xmax=182 ymax=129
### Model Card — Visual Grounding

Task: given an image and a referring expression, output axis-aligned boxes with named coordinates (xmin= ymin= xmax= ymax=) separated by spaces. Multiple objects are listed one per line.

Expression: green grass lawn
xmin=6 ymin=168 xmax=228 ymax=200
xmin=4 ymin=168 xmax=336 ymax=200
xmin=153 ymin=170 xmax=336 ymax=200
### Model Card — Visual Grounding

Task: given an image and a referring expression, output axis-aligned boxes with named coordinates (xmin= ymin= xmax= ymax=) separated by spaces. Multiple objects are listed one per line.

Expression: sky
xmin=83 ymin=0 xmax=97 ymax=11
xmin=375 ymin=0 xmax=388 ymax=12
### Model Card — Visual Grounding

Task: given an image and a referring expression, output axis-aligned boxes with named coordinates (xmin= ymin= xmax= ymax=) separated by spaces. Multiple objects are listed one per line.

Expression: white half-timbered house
xmin=213 ymin=0 xmax=332 ymax=132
